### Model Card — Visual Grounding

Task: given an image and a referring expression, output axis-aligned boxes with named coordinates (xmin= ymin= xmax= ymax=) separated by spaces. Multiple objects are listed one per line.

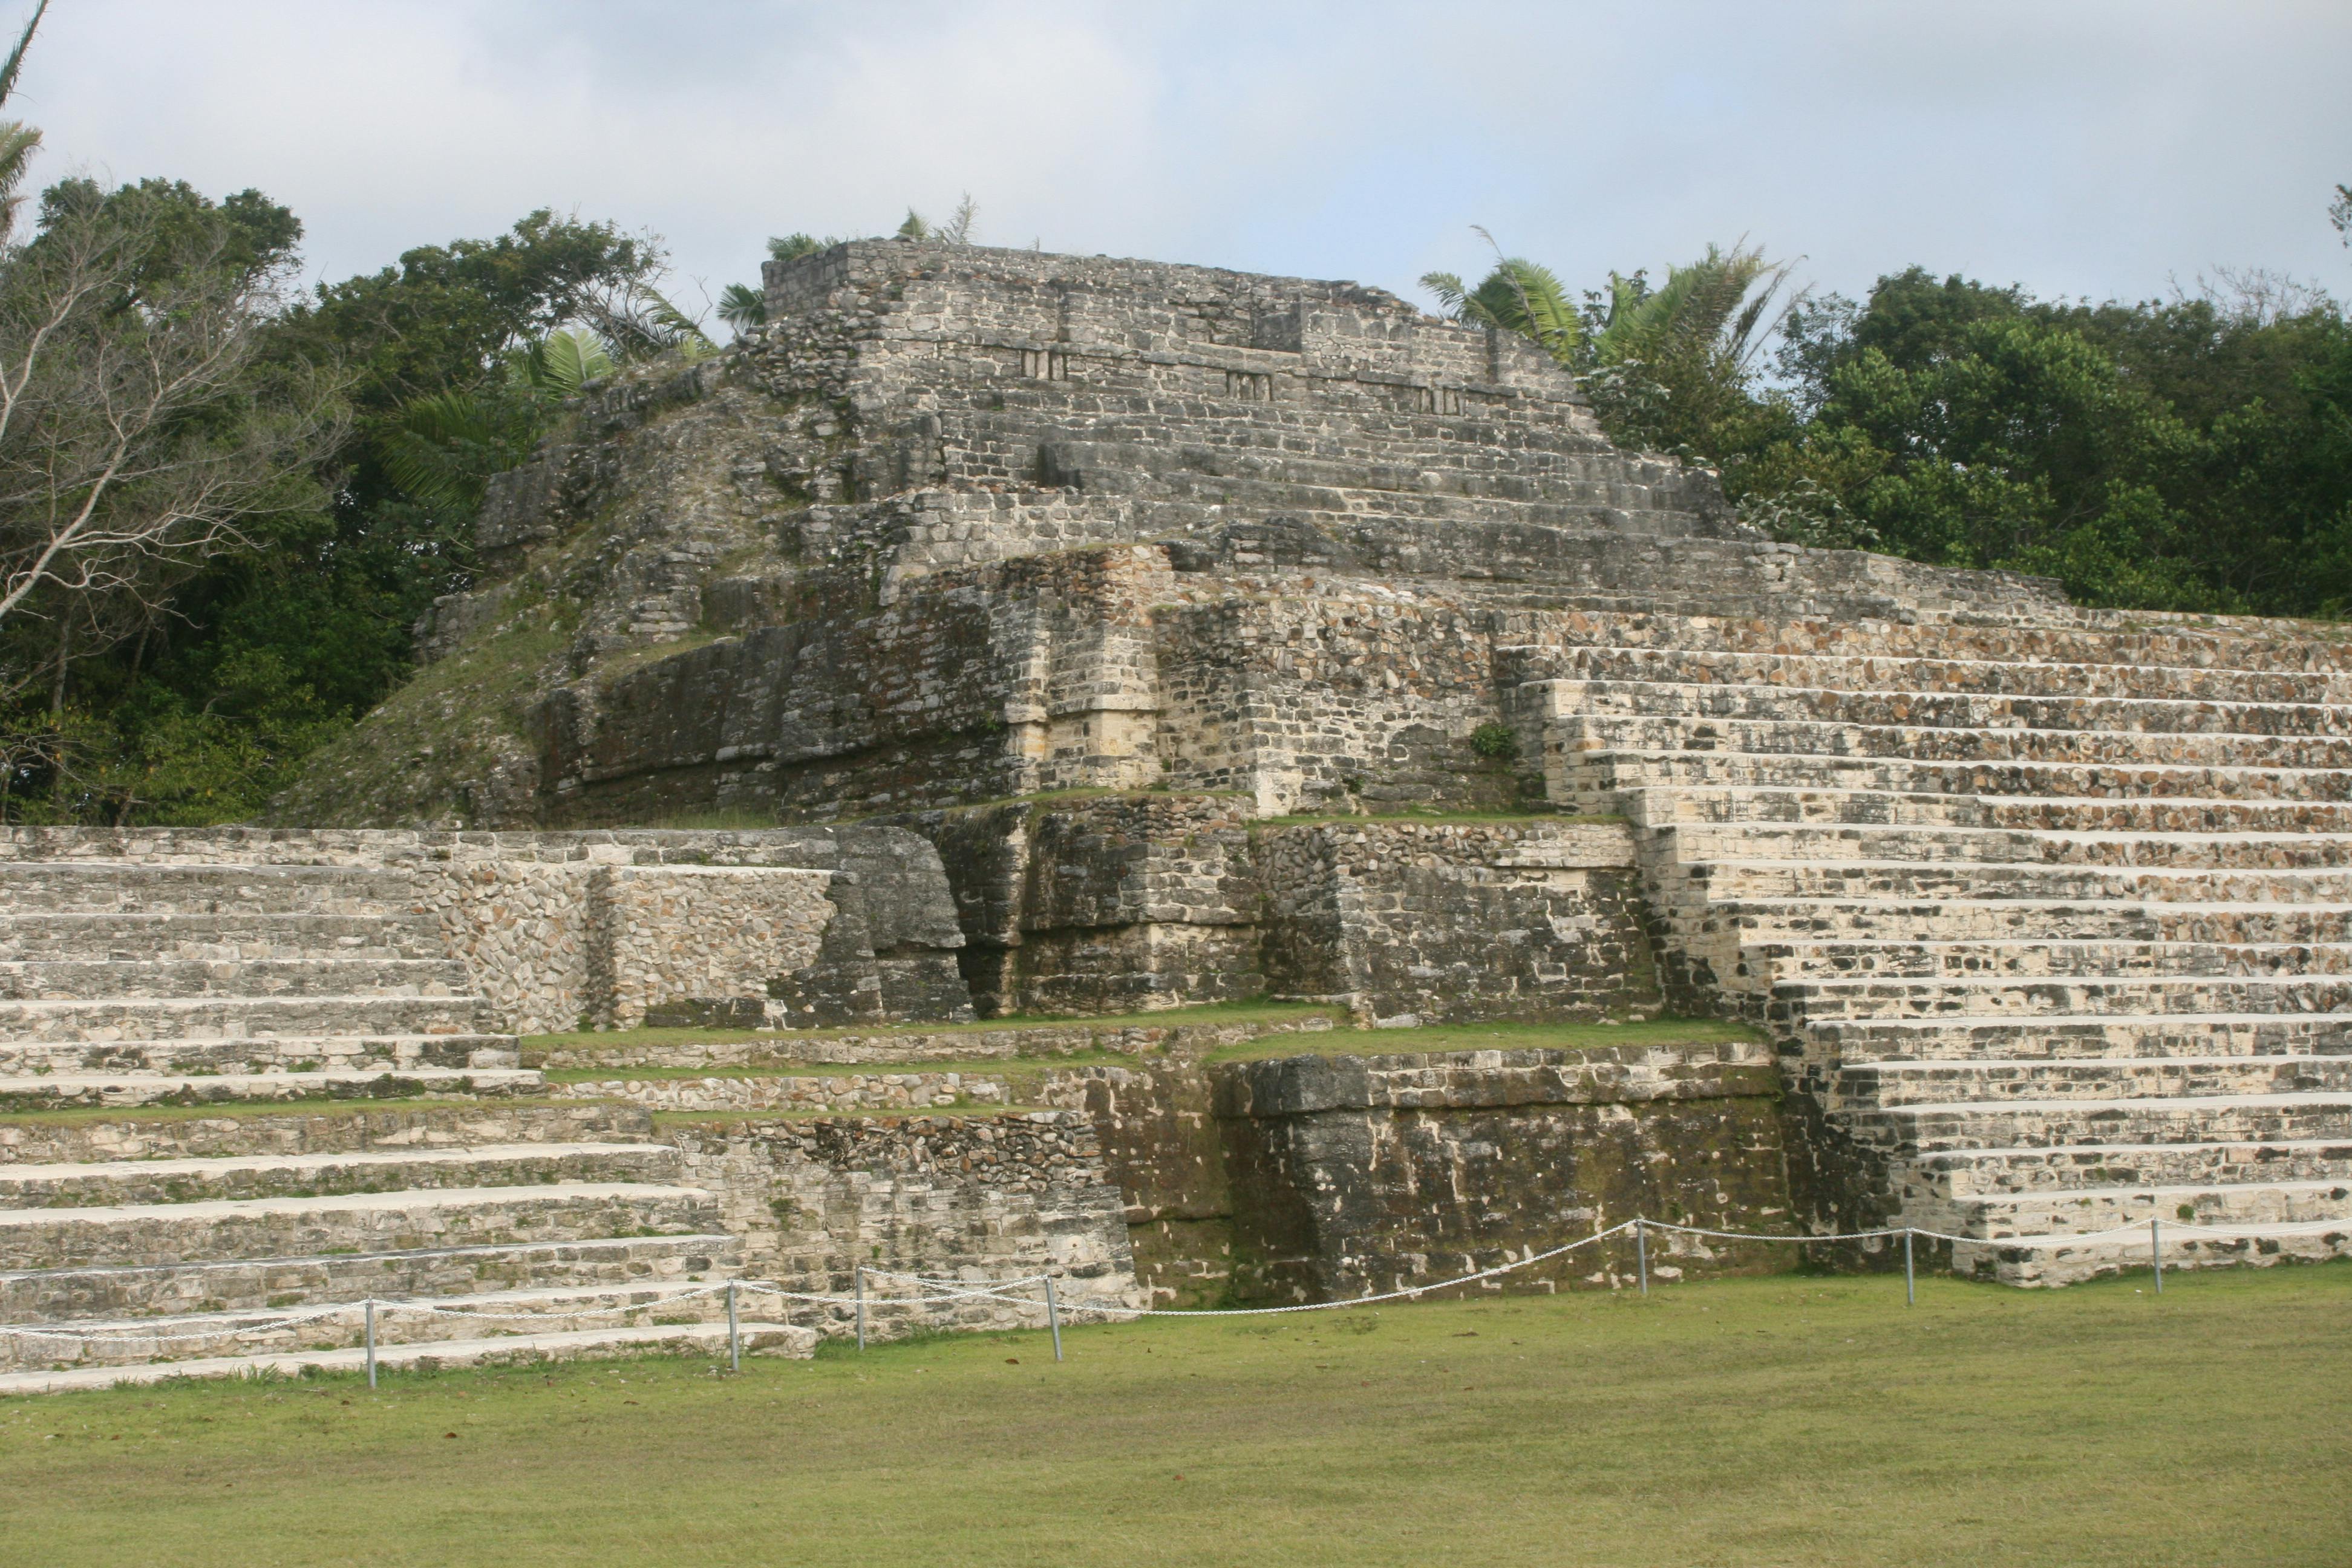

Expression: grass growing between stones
xmin=1203 ymin=1014 xmax=1765 ymax=1064
xmin=1 ymin=1266 xmax=2344 ymax=1567
xmin=518 ymin=998 xmax=1345 ymax=1061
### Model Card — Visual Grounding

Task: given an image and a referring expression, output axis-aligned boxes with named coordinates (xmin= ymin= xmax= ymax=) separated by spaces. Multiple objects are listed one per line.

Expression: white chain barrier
xmin=0 ymin=1212 xmax=2313 ymax=1348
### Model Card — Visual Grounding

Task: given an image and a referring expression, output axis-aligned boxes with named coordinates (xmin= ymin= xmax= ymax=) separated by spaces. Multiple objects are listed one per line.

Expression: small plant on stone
xmin=1469 ymin=722 xmax=1519 ymax=762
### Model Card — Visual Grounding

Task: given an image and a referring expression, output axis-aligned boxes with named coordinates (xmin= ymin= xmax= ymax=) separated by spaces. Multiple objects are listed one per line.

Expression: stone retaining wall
xmin=1213 ymin=1044 xmax=1792 ymax=1301
xmin=0 ymin=826 xmax=974 ymax=1034
xmin=667 ymin=1109 xmax=1144 ymax=1335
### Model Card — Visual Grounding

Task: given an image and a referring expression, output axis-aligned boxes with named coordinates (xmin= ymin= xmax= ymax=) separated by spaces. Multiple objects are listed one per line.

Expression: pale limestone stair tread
xmin=0 ymin=1142 xmax=676 ymax=1199
xmin=1953 ymin=1178 xmax=2352 ymax=1222
xmin=1873 ymin=1089 xmax=2352 ymax=1119
xmin=0 ymin=1279 xmax=752 ymax=1368
xmin=0 ymin=1230 xmax=741 ymax=1288
xmin=1919 ymin=1136 xmax=2352 ymax=1166
xmin=0 ymin=1180 xmax=714 ymax=1230
xmin=0 ymin=1321 xmax=818 ymax=1394
xmin=1951 ymin=1217 xmax=2352 ymax=1251
xmin=0 ymin=1067 xmax=544 ymax=1102
xmin=0 ymin=993 xmax=489 ymax=1014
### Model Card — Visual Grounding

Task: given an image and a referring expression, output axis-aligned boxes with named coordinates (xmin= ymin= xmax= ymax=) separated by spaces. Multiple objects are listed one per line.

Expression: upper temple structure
xmin=1 ymin=240 xmax=2344 ymax=1388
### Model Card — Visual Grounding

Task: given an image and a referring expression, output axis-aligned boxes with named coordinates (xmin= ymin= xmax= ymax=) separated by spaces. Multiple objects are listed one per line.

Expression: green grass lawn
xmin=3 ymin=1266 xmax=2344 ymax=1567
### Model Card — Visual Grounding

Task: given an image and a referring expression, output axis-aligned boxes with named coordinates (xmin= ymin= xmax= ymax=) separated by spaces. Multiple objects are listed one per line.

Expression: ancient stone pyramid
xmin=0 ymin=236 xmax=2334 ymax=1397
xmin=443 ymin=238 xmax=2345 ymax=1284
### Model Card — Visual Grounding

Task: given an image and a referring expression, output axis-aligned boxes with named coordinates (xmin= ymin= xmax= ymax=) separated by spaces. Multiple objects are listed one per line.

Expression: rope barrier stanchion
xmin=727 ymin=1281 xmax=740 ymax=1373
xmin=1044 ymin=1275 xmax=1063 ymax=1363
xmin=1904 ymin=1230 xmax=1915 ymax=1308
xmin=855 ymin=1267 xmax=867 ymax=1351
xmin=364 ymin=1299 xmax=377 ymax=1390
xmin=2151 ymin=1218 xmax=2163 ymax=1294
xmin=1635 ymin=1217 xmax=1648 ymax=1297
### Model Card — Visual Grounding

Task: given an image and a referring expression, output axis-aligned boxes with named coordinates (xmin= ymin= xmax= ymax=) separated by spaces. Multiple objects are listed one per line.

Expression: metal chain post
xmin=1904 ymin=1229 xmax=1916 ymax=1307
xmin=1044 ymin=1275 xmax=1064 ymax=1362
xmin=727 ymin=1281 xmax=740 ymax=1372
xmin=855 ymin=1266 xmax=867 ymax=1350
xmin=1635 ymin=1217 xmax=1649 ymax=1296
xmin=2151 ymin=1217 xmax=2163 ymax=1294
xmin=364 ymin=1299 xmax=377 ymax=1390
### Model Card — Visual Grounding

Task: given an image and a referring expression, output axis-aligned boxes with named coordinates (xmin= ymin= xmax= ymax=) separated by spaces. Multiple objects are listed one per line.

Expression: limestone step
xmin=1937 ymin=1178 xmax=2352 ymax=1240
xmin=1906 ymin=1138 xmax=2352 ymax=1198
xmin=1698 ymin=859 xmax=2352 ymax=904
xmin=0 ymin=1279 xmax=758 ymax=1374
xmin=0 ymin=993 xmax=487 ymax=1043
xmin=0 ymin=1032 xmax=519 ymax=1078
xmin=1798 ymin=1012 xmax=2352 ymax=1064
xmin=1769 ymin=973 xmax=2352 ymax=1021
xmin=1851 ymin=1091 xmax=2352 ymax=1152
xmin=0 ymin=863 xmax=425 ymax=916
xmin=1753 ymin=938 xmax=2352 ymax=981
xmin=1613 ymin=784 xmax=2352 ymax=835
xmin=1527 ymin=644 xmax=2352 ymax=705
xmin=1705 ymin=898 xmax=2352 ymax=946
xmin=1670 ymin=822 xmax=2352 ymax=871
xmin=0 ymin=1182 xmax=724 ymax=1272
xmin=0 ymin=1101 xmax=646 ymax=1165
xmin=0 ymin=1320 xmax=817 ymax=1394
xmin=1501 ymin=615 xmax=2352 ymax=675
xmin=1579 ymin=748 xmax=2352 ymax=802
xmin=0 ymin=911 xmax=448 ymax=962
xmin=1565 ymin=713 xmax=2352 ymax=770
xmin=1949 ymin=1217 xmax=2352 ymax=1287
xmin=0 ymin=1066 xmax=546 ymax=1109
xmin=0 ymin=1143 xmax=681 ymax=1207
xmin=1828 ymin=1054 xmax=2352 ymax=1110
xmin=1544 ymin=677 xmax=2352 ymax=738
xmin=0 ymin=956 xmax=475 ymax=1001
xmin=0 ymin=1230 xmax=733 ymax=1322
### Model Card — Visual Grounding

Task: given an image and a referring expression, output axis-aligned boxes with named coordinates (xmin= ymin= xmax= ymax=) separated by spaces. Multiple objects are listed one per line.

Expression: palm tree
xmin=0 ymin=0 xmax=51 ymax=244
xmin=382 ymin=329 xmax=616 ymax=512
xmin=1424 ymin=232 xmax=1800 ymax=377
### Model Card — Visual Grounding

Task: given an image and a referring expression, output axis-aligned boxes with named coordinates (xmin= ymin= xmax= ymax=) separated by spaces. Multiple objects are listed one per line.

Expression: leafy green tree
xmin=1423 ymin=237 xmax=1803 ymax=457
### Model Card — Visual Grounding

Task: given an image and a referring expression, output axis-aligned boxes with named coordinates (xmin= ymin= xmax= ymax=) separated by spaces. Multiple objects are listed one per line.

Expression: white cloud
xmin=10 ymin=0 xmax=2349 ymax=317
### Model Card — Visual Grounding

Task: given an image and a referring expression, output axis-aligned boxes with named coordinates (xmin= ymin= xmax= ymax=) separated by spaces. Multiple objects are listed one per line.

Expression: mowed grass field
xmin=2 ymin=1266 xmax=2345 ymax=1568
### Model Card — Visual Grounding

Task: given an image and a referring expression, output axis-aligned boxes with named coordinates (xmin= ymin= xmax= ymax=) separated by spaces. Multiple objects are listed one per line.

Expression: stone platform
xmin=232 ymin=238 xmax=2352 ymax=1289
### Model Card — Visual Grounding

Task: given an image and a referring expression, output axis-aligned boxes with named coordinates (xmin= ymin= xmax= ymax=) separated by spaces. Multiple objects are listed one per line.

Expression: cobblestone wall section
xmin=589 ymin=865 xmax=835 ymax=1030
xmin=550 ymin=1070 xmax=1008 ymax=1112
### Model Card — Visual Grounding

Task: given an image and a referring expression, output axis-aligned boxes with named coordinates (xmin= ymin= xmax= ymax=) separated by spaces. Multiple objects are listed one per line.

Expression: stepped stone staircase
xmin=0 ymin=857 xmax=809 ymax=1392
xmin=1531 ymin=612 xmax=2352 ymax=1282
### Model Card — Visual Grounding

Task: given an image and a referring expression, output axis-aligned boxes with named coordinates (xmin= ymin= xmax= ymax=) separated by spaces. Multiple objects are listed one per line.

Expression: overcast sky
xmin=14 ymin=0 xmax=2351 ymax=321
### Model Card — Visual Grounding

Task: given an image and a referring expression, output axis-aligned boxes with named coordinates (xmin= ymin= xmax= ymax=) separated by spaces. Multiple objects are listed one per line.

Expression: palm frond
xmin=939 ymin=193 xmax=978 ymax=245
xmin=767 ymin=233 xmax=829 ymax=263
xmin=717 ymin=283 xmax=766 ymax=333
xmin=531 ymin=328 xmax=615 ymax=396
xmin=0 ymin=0 xmax=47 ymax=111
xmin=381 ymin=390 xmax=501 ymax=513
xmin=0 ymin=118 xmax=39 ymax=243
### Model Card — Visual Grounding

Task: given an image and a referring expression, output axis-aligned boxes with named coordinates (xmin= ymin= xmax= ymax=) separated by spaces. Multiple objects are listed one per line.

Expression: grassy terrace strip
xmin=1200 ymin=1014 xmax=1760 ymax=1063
xmin=1249 ymin=809 xmax=1629 ymax=828
xmin=517 ymin=998 xmax=1344 ymax=1062
xmin=0 ymin=1267 xmax=2344 ymax=1567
